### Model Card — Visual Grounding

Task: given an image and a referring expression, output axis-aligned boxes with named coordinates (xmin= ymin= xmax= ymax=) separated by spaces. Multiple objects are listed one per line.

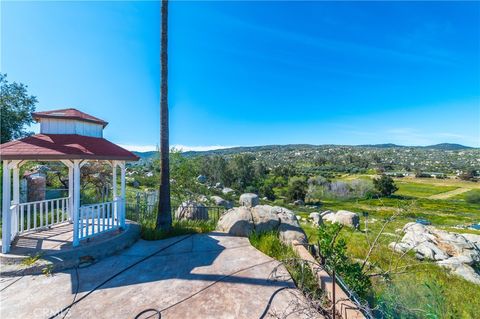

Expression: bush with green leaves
xmin=373 ymin=175 xmax=398 ymax=197
xmin=286 ymin=176 xmax=308 ymax=201
xmin=317 ymin=223 xmax=371 ymax=299
xmin=465 ymin=190 xmax=480 ymax=204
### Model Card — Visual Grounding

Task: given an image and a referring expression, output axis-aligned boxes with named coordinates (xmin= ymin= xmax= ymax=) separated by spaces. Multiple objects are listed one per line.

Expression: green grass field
xmin=395 ymin=181 xmax=458 ymax=198
xmin=290 ymin=177 xmax=480 ymax=318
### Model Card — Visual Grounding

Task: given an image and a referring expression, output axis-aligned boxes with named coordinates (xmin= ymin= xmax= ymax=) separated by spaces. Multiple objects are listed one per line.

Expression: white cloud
xmin=119 ymin=144 xmax=237 ymax=152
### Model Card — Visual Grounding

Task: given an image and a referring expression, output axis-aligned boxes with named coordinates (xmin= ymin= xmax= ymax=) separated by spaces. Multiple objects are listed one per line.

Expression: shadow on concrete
xmin=67 ymin=232 xmax=290 ymax=294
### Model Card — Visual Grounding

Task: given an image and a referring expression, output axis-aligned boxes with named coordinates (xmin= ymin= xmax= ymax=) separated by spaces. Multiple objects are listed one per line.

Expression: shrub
xmin=317 ymin=223 xmax=371 ymax=299
xmin=373 ymin=175 xmax=398 ymax=197
xmin=286 ymin=176 xmax=308 ymax=201
xmin=465 ymin=191 xmax=480 ymax=204
xmin=140 ymin=219 xmax=215 ymax=240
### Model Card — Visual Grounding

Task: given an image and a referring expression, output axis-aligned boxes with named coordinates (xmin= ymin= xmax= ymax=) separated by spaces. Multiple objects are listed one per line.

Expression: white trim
xmin=72 ymin=160 xmax=81 ymax=247
xmin=2 ymin=161 xmax=11 ymax=253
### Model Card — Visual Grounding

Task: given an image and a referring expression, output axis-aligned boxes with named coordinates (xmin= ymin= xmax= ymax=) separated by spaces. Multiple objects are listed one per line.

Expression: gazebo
xmin=0 ymin=108 xmax=138 ymax=253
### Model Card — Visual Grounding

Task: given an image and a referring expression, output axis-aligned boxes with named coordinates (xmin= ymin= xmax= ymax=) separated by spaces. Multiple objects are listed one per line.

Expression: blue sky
xmin=2 ymin=1 xmax=479 ymax=150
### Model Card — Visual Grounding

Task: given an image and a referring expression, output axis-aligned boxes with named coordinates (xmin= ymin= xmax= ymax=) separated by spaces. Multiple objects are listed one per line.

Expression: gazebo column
xmin=2 ymin=161 xmax=11 ymax=253
xmin=61 ymin=160 xmax=74 ymax=222
xmin=119 ymin=161 xmax=126 ymax=228
xmin=112 ymin=161 xmax=118 ymax=224
xmin=12 ymin=163 xmax=20 ymax=241
xmin=72 ymin=160 xmax=81 ymax=247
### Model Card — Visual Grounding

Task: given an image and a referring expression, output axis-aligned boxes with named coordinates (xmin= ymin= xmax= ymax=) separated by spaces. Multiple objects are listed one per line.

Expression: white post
xmin=61 ymin=160 xmax=74 ymax=223
xmin=120 ymin=161 xmax=126 ymax=228
xmin=68 ymin=165 xmax=73 ymax=221
xmin=112 ymin=161 xmax=118 ymax=224
xmin=2 ymin=161 xmax=11 ymax=253
xmin=72 ymin=160 xmax=81 ymax=247
xmin=12 ymin=165 xmax=20 ymax=239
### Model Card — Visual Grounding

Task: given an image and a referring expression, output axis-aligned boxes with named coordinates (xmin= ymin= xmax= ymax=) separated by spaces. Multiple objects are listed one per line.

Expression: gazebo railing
xmin=12 ymin=197 xmax=70 ymax=237
xmin=76 ymin=198 xmax=124 ymax=242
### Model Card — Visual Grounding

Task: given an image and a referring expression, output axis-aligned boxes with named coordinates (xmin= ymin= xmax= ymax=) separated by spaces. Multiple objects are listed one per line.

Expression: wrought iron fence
xmin=126 ymin=192 xmax=225 ymax=224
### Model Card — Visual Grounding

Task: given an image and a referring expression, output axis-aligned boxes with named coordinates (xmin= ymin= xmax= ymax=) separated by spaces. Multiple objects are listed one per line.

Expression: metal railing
xmin=126 ymin=198 xmax=225 ymax=224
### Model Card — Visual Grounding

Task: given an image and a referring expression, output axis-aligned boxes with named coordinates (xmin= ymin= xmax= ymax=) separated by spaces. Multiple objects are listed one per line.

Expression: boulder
xmin=216 ymin=207 xmax=254 ymax=236
xmin=197 ymin=195 xmax=208 ymax=203
xmin=175 ymin=201 xmax=209 ymax=221
xmin=196 ymin=175 xmax=207 ymax=183
xmin=293 ymin=199 xmax=305 ymax=206
xmin=322 ymin=210 xmax=359 ymax=228
xmin=321 ymin=210 xmax=334 ymax=218
xmin=215 ymin=182 xmax=223 ymax=189
xmin=309 ymin=212 xmax=322 ymax=226
xmin=390 ymin=223 xmax=480 ymax=285
xmin=333 ymin=210 xmax=360 ymax=229
xmin=222 ymin=187 xmax=235 ymax=195
xmin=216 ymin=205 xmax=307 ymax=245
xmin=437 ymin=258 xmax=480 ymax=285
xmin=239 ymin=193 xmax=259 ymax=208
xmin=210 ymin=195 xmax=233 ymax=209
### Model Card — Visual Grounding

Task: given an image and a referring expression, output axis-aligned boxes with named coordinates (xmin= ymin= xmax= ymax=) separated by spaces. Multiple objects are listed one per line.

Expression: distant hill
xmin=359 ymin=143 xmax=405 ymax=148
xmin=422 ymin=143 xmax=473 ymax=150
xmin=129 ymin=143 xmax=476 ymax=161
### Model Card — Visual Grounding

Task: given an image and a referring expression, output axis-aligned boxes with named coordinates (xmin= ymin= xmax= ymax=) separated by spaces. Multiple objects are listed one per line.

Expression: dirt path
xmin=429 ymin=187 xmax=471 ymax=200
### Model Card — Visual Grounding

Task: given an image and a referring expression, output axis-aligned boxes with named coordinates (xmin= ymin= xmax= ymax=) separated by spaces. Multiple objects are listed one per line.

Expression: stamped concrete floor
xmin=0 ymin=232 xmax=322 ymax=319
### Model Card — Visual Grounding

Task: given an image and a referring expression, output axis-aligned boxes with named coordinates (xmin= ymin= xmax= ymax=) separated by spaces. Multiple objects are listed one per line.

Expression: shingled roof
xmin=0 ymin=134 xmax=139 ymax=161
xmin=32 ymin=108 xmax=108 ymax=127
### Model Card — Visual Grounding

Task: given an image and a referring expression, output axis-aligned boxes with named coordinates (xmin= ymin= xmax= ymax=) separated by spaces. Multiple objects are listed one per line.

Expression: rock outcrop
xmin=222 ymin=187 xmax=235 ymax=195
xmin=389 ymin=222 xmax=480 ymax=285
xmin=175 ymin=200 xmax=209 ymax=221
xmin=239 ymin=193 xmax=259 ymax=208
xmin=216 ymin=205 xmax=307 ymax=245
xmin=210 ymin=195 xmax=233 ymax=209
xmin=322 ymin=210 xmax=359 ymax=228
xmin=309 ymin=212 xmax=322 ymax=226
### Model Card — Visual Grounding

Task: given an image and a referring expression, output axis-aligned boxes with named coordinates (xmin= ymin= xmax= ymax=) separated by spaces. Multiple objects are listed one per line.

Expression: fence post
xmin=136 ymin=192 xmax=140 ymax=221
xmin=332 ymin=268 xmax=336 ymax=319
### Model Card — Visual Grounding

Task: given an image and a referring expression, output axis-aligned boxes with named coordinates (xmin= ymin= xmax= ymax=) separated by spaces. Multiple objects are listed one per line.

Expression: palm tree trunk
xmin=156 ymin=0 xmax=172 ymax=231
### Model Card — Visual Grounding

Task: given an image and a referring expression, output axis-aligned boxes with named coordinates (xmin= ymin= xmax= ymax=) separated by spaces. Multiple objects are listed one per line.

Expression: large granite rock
xmin=175 ymin=200 xmax=209 ymax=220
xmin=321 ymin=210 xmax=359 ymax=228
xmin=210 ymin=195 xmax=233 ymax=209
xmin=389 ymin=222 xmax=480 ymax=285
xmin=239 ymin=193 xmax=259 ymax=208
xmin=216 ymin=205 xmax=307 ymax=245
xmin=222 ymin=187 xmax=235 ymax=195
xmin=309 ymin=212 xmax=322 ymax=226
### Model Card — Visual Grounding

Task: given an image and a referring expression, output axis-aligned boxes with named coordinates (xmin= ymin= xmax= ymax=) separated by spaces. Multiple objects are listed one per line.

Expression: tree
xmin=286 ymin=176 xmax=307 ymax=201
xmin=156 ymin=0 xmax=172 ymax=231
xmin=459 ymin=169 xmax=478 ymax=182
xmin=229 ymin=154 xmax=255 ymax=191
xmin=373 ymin=175 xmax=398 ymax=197
xmin=0 ymin=74 xmax=37 ymax=143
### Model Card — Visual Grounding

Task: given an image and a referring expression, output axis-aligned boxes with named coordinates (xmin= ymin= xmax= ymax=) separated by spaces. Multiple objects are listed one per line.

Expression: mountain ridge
xmin=132 ymin=143 xmax=476 ymax=159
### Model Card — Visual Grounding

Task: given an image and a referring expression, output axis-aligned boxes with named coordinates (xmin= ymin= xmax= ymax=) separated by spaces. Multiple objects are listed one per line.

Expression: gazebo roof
xmin=33 ymin=108 xmax=109 ymax=127
xmin=0 ymin=134 xmax=139 ymax=161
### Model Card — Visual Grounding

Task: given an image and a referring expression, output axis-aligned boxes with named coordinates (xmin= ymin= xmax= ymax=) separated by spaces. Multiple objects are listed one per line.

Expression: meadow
xmin=289 ymin=176 xmax=480 ymax=318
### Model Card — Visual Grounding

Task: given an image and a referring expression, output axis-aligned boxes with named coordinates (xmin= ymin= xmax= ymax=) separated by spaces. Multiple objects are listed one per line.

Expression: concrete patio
xmin=0 ymin=221 xmax=141 ymax=275
xmin=0 ymin=232 xmax=322 ymax=318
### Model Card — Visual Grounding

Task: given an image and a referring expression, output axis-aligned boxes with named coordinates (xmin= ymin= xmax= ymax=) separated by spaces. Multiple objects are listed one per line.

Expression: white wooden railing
xmin=12 ymin=197 xmax=70 ymax=237
xmin=77 ymin=198 xmax=124 ymax=241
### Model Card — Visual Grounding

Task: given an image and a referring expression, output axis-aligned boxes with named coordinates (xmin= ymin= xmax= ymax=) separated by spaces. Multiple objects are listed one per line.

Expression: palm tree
xmin=156 ymin=0 xmax=172 ymax=231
